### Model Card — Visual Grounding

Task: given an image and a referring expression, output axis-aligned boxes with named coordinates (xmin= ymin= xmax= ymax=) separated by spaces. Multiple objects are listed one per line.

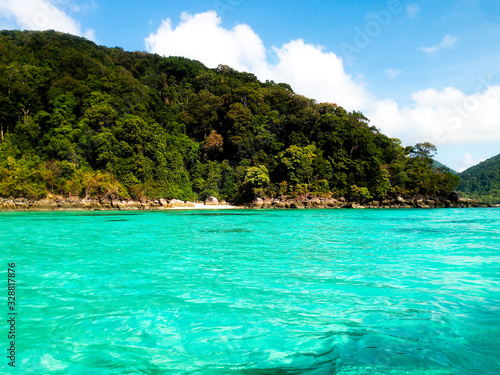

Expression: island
xmin=1 ymin=30 xmax=495 ymax=210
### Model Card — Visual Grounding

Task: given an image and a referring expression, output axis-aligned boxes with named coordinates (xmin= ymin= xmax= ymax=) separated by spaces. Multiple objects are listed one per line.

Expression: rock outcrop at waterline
xmin=246 ymin=194 xmax=493 ymax=209
xmin=0 ymin=197 xmax=199 ymax=211
xmin=0 ymin=194 xmax=495 ymax=211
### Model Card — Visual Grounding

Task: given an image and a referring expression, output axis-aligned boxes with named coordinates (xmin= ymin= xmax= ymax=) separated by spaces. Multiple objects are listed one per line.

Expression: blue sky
xmin=1 ymin=0 xmax=500 ymax=171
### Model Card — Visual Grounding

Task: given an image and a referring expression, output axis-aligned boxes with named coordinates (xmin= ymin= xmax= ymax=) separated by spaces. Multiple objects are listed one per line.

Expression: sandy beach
xmin=169 ymin=203 xmax=239 ymax=210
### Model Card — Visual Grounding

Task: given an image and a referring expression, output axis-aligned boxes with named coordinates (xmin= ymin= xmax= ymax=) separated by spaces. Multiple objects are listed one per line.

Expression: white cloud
xmin=385 ymin=69 xmax=402 ymax=78
xmin=0 ymin=0 xmax=94 ymax=40
xmin=406 ymin=3 xmax=420 ymax=18
xmin=145 ymin=11 xmax=500 ymax=153
xmin=145 ymin=11 xmax=371 ymax=110
xmin=267 ymin=40 xmax=372 ymax=109
xmin=368 ymin=86 xmax=500 ymax=147
xmin=455 ymin=153 xmax=485 ymax=172
xmin=418 ymin=34 xmax=457 ymax=54
xmin=145 ymin=11 xmax=268 ymax=76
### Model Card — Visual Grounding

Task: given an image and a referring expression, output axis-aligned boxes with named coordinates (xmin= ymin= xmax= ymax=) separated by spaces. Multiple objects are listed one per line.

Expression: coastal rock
xmin=169 ymin=199 xmax=186 ymax=208
xmin=58 ymin=199 xmax=83 ymax=209
xmin=251 ymin=198 xmax=264 ymax=208
xmin=458 ymin=197 xmax=481 ymax=206
xmin=262 ymin=199 xmax=273 ymax=209
xmin=14 ymin=201 xmax=28 ymax=209
xmin=306 ymin=199 xmax=323 ymax=208
xmin=98 ymin=196 xmax=113 ymax=209
xmin=113 ymin=200 xmax=139 ymax=210
xmin=114 ymin=201 xmax=128 ymax=210
xmin=416 ymin=200 xmax=430 ymax=208
xmin=128 ymin=201 xmax=142 ymax=209
xmin=70 ymin=201 xmax=83 ymax=209
xmin=290 ymin=201 xmax=305 ymax=209
xmin=205 ymin=196 xmax=219 ymax=206
xmin=31 ymin=200 xmax=58 ymax=210
xmin=448 ymin=192 xmax=460 ymax=204
xmin=324 ymin=198 xmax=339 ymax=207
xmin=2 ymin=200 xmax=16 ymax=209
xmin=80 ymin=199 xmax=91 ymax=209
xmin=426 ymin=200 xmax=436 ymax=208
xmin=81 ymin=198 xmax=101 ymax=209
xmin=0 ymin=193 xmax=491 ymax=212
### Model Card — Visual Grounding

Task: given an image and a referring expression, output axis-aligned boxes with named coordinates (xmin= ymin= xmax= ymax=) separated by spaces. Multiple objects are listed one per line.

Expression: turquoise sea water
xmin=1 ymin=208 xmax=500 ymax=374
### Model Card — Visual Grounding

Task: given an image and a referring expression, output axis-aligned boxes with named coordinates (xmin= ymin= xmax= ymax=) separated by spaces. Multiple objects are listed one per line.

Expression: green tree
xmin=279 ymin=144 xmax=317 ymax=185
xmin=244 ymin=165 xmax=270 ymax=198
xmin=179 ymin=90 xmax=222 ymax=140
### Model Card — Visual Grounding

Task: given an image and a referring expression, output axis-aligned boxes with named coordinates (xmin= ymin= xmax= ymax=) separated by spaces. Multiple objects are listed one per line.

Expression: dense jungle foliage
xmin=0 ymin=30 xmax=460 ymax=202
xmin=458 ymin=153 xmax=500 ymax=204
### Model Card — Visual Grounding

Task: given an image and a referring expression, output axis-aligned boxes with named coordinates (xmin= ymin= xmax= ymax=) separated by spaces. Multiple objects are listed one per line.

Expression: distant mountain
xmin=458 ymin=153 xmax=500 ymax=204
xmin=433 ymin=160 xmax=458 ymax=175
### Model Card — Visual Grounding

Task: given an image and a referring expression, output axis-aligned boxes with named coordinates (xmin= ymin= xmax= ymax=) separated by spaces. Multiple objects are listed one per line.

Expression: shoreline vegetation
xmin=0 ymin=194 xmax=496 ymax=212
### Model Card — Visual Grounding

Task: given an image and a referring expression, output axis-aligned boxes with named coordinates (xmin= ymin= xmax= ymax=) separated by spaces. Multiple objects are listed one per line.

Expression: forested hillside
xmin=458 ymin=153 xmax=500 ymax=204
xmin=0 ymin=30 xmax=459 ymax=203
xmin=433 ymin=160 xmax=458 ymax=175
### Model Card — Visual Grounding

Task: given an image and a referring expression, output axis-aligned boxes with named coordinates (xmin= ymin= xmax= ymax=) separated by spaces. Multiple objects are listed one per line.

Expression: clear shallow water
xmin=1 ymin=208 xmax=500 ymax=374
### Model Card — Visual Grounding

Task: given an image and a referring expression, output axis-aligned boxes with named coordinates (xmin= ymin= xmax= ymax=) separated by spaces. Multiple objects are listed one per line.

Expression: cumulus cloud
xmin=0 ymin=0 xmax=94 ymax=40
xmin=145 ymin=11 xmax=500 ymax=154
xmin=418 ymin=34 xmax=457 ymax=54
xmin=145 ymin=11 xmax=269 ymax=76
xmin=368 ymin=86 xmax=500 ymax=147
xmin=268 ymin=40 xmax=372 ymax=109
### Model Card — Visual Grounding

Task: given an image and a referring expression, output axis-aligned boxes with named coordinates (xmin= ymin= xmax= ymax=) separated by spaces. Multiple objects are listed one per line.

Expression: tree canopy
xmin=458 ymin=153 xmax=500 ymax=204
xmin=0 ymin=30 xmax=459 ymax=202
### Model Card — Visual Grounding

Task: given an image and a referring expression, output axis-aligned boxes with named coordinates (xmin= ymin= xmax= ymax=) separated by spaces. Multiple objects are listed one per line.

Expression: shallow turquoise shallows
xmin=1 ymin=208 xmax=499 ymax=374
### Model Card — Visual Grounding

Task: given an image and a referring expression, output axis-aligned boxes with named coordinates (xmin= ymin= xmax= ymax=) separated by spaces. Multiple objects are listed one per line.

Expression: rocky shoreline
xmin=0 ymin=196 xmax=234 ymax=211
xmin=246 ymin=194 xmax=496 ymax=209
xmin=0 ymin=193 xmax=497 ymax=211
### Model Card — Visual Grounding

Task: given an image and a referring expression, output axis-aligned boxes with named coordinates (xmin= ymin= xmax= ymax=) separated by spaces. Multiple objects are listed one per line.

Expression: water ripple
xmin=1 ymin=208 xmax=499 ymax=374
